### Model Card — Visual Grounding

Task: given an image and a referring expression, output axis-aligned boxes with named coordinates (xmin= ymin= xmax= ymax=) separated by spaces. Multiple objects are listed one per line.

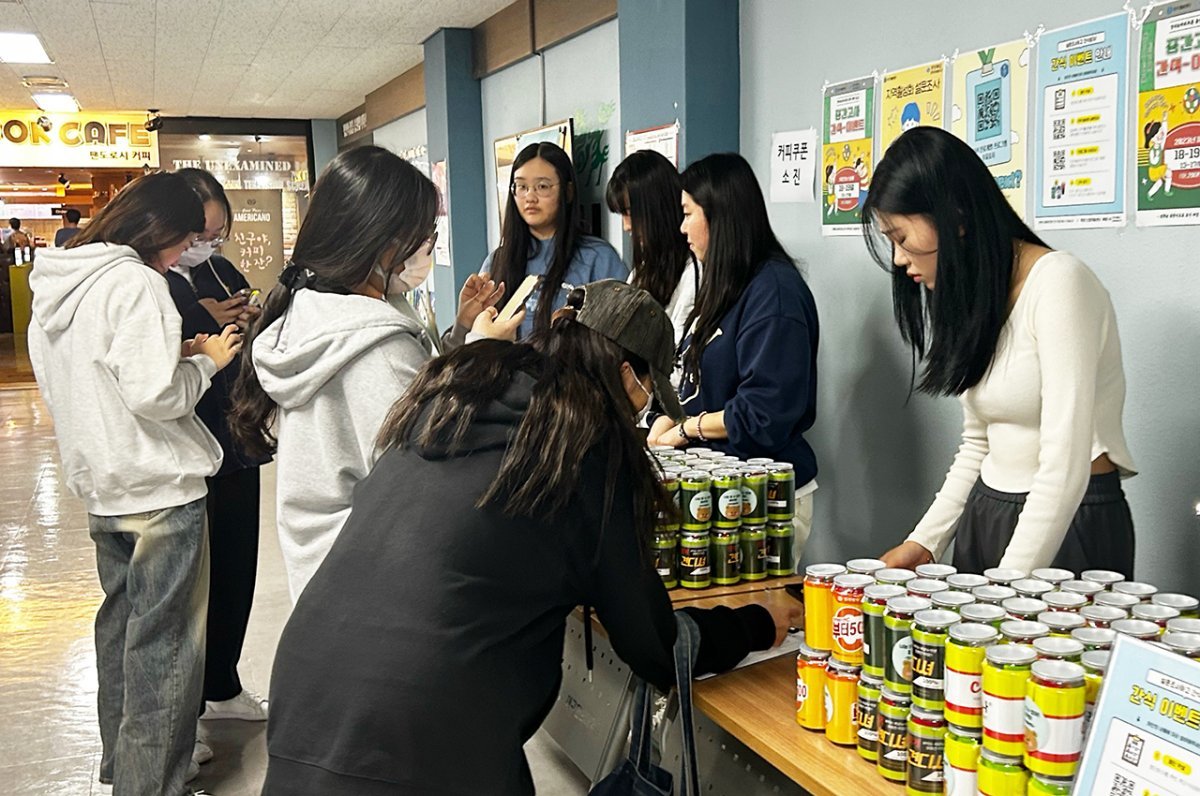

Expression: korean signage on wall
xmin=0 ymin=112 xmax=159 ymax=168
xmin=226 ymin=189 xmax=285 ymax=292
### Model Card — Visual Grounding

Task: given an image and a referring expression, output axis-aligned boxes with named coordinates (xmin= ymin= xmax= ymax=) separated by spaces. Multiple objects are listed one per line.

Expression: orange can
xmin=804 ymin=564 xmax=847 ymax=651
xmin=796 ymin=644 xmax=831 ymax=730
xmin=832 ymin=573 xmax=874 ymax=665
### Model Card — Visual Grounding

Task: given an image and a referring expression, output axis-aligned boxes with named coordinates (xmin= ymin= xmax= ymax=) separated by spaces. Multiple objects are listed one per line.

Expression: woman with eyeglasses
xmin=864 ymin=127 xmax=1136 ymax=576
xmin=230 ymin=146 xmax=522 ymax=602
xmin=164 ymin=168 xmax=272 ymax=732
xmin=458 ymin=142 xmax=626 ymax=341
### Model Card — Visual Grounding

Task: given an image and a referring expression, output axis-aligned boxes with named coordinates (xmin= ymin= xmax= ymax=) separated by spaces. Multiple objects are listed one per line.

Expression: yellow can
xmin=804 ymin=564 xmax=846 ymax=651
xmin=1023 ymin=660 xmax=1085 ymax=778
xmin=944 ymin=727 xmax=981 ymax=796
xmin=1080 ymin=650 xmax=1109 ymax=739
xmin=824 ymin=659 xmax=860 ymax=745
xmin=945 ymin=623 xmax=999 ymax=730
xmin=977 ymin=748 xmax=1029 ymax=795
xmin=796 ymin=644 xmax=830 ymax=730
xmin=982 ymin=644 xmax=1036 ymax=758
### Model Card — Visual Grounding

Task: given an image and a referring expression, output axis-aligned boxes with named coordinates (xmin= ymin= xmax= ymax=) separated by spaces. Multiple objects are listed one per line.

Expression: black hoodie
xmin=263 ymin=365 xmax=775 ymax=796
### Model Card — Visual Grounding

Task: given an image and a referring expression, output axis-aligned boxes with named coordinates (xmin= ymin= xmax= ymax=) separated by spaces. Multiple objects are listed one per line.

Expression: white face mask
xmin=176 ymin=241 xmax=216 ymax=268
xmin=632 ymin=373 xmax=654 ymax=426
xmin=395 ymin=239 xmax=435 ymax=292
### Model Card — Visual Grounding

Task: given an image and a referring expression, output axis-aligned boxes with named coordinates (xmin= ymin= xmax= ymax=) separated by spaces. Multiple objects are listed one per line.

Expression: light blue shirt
xmin=481 ymin=234 xmax=628 ymax=339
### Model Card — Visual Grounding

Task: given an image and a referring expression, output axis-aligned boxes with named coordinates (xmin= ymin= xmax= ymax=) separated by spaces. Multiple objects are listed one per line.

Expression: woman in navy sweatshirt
xmin=649 ymin=153 xmax=819 ymax=542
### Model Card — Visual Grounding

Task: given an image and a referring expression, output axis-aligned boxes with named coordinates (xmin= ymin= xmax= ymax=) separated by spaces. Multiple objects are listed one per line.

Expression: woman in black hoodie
xmin=263 ymin=280 xmax=799 ymax=795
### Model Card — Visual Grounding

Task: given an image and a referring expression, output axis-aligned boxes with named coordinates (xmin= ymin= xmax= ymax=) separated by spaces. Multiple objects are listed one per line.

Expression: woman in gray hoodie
xmin=230 ymin=146 xmax=518 ymax=601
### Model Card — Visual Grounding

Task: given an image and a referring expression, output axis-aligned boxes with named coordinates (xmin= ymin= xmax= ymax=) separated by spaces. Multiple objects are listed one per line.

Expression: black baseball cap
xmin=570 ymin=279 xmax=684 ymax=421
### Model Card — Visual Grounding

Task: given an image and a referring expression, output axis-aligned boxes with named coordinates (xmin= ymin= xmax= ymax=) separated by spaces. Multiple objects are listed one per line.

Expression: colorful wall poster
xmin=1075 ymin=636 xmax=1200 ymax=795
xmin=1034 ymin=14 xmax=1131 ymax=229
xmin=879 ymin=60 xmax=946 ymax=155
xmin=1135 ymin=1 xmax=1200 ymax=227
xmin=493 ymin=119 xmax=574 ymax=228
xmin=769 ymin=129 xmax=817 ymax=203
xmin=821 ymin=76 xmax=876 ymax=237
xmin=951 ymin=38 xmax=1031 ymax=218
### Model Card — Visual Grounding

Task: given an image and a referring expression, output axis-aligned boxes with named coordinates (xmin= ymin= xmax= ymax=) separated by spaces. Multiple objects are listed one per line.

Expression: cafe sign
xmin=0 ymin=111 xmax=160 ymax=169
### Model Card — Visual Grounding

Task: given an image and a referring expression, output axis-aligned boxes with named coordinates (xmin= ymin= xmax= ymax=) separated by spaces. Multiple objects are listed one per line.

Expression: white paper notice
xmin=770 ymin=129 xmax=818 ymax=203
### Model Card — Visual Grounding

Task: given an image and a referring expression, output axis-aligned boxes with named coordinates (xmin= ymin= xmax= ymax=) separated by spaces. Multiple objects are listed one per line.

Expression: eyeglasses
xmin=193 ymin=234 xmax=227 ymax=247
xmin=512 ymin=181 xmax=559 ymax=198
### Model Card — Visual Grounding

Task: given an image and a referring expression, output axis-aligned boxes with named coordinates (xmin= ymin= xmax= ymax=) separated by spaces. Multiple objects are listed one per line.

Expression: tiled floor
xmin=0 ymin=388 xmax=590 ymax=795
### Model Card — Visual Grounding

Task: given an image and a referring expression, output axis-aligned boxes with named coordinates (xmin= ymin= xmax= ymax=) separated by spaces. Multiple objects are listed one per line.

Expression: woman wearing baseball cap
xmin=262 ymin=280 xmax=800 ymax=795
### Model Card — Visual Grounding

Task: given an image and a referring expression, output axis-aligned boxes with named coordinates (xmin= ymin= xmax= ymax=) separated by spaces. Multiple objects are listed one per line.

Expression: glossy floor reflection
xmin=0 ymin=389 xmax=590 ymax=795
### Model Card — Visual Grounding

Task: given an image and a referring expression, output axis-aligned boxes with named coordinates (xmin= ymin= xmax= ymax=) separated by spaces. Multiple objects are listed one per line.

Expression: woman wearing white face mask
xmin=229 ymin=147 xmax=521 ymax=601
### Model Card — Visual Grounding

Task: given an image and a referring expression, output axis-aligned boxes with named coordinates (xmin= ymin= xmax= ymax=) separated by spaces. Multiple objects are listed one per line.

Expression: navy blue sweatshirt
xmin=165 ymin=256 xmax=270 ymax=475
xmin=680 ymin=258 xmax=818 ymax=484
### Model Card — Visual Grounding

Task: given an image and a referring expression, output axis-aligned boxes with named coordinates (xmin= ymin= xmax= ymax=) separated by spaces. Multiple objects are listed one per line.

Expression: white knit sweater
xmin=907 ymin=251 xmax=1136 ymax=572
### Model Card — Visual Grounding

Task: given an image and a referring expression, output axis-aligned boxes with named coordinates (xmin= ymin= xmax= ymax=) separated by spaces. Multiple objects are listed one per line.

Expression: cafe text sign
xmin=0 ymin=111 xmax=160 ymax=168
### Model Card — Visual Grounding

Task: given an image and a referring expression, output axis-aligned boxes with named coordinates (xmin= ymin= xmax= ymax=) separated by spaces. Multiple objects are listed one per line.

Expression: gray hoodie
xmin=253 ymin=288 xmax=433 ymax=601
xmin=28 ymin=243 xmax=223 ymax=516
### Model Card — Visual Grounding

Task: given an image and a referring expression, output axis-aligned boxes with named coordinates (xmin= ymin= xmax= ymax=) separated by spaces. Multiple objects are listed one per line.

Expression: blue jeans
xmin=90 ymin=498 xmax=209 ymax=796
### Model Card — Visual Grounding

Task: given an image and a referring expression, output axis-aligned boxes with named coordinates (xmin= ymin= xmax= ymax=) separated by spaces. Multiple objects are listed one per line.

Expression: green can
xmin=766 ymin=462 xmax=796 ymax=521
xmin=711 ymin=469 xmax=743 ymax=529
xmin=857 ymin=673 xmax=883 ymax=762
xmin=884 ymin=596 xmax=932 ymax=694
xmin=1028 ymin=773 xmax=1074 ymax=795
xmin=738 ymin=525 xmax=767 ymax=581
xmin=740 ymin=466 xmax=769 ymax=524
xmin=932 ymin=591 xmax=976 ymax=613
xmin=710 ymin=530 xmax=740 ymax=586
xmin=863 ymin=584 xmax=906 ymax=678
xmin=877 ymin=687 xmax=912 ymax=782
xmin=679 ymin=471 xmax=713 ymax=531
xmin=657 ymin=472 xmax=680 ymax=531
xmin=876 ymin=568 xmax=917 ymax=588
xmin=651 ymin=533 xmax=678 ymax=589
xmin=1153 ymin=592 xmax=1200 ymax=618
xmin=906 ymin=706 xmax=946 ymax=796
xmin=977 ymin=749 xmax=1028 ymax=795
xmin=765 ymin=521 xmax=794 ymax=577
xmin=911 ymin=608 xmax=960 ymax=711
xmin=960 ymin=603 xmax=1007 ymax=629
xmin=973 ymin=585 xmax=1017 ymax=607
xmin=679 ymin=531 xmax=711 ymax=589
xmin=946 ymin=573 xmax=989 ymax=593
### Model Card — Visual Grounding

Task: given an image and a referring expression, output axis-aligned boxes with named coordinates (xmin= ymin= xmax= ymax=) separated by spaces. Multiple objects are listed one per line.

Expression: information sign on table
xmin=1075 ymin=635 xmax=1200 ymax=795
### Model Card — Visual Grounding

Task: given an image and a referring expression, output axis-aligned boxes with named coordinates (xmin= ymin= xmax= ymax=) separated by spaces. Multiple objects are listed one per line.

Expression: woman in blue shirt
xmin=648 ymin=153 xmax=819 ymax=544
xmin=483 ymin=142 xmax=626 ymax=338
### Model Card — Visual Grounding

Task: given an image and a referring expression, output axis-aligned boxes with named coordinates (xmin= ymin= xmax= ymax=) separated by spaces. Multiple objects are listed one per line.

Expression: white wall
xmin=741 ymin=0 xmax=1200 ymax=590
xmin=373 ymin=107 xmax=429 ymax=175
xmin=480 ymin=20 xmax=622 ymax=260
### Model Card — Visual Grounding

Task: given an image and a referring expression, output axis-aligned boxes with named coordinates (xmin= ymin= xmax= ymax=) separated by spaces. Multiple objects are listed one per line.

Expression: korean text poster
xmin=1136 ymin=1 xmax=1200 ymax=227
xmin=952 ymin=38 xmax=1032 ymax=219
xmin=821 ymin=76 xmax=876 ymax=237
xmin=770 ymin=129 xmax=817 ymax=203
xmin=879 ymin=60 xmax=946 ymax=155
xmin=1034 ymin=14 xmax=1130 ymax=229
xmin=1075 ymin=636 xmax=1200 ymax=796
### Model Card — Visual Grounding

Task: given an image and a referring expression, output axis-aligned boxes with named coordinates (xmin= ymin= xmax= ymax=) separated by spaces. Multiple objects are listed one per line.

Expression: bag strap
xmin=626 ymin=678 xmax=655 ymax=775
xmin=671 ymin=611 xmax=702 ymax=796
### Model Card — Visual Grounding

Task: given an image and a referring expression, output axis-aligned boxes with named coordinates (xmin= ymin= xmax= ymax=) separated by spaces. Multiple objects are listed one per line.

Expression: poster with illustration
xmin=1034 ymin=13 xmax=1130 ymax=229
xmin=493 ymin=119 xmax=574 ymax=229
xmin=821 ymin=76 xmax=876 ymax=237
xmin=879 ymin=60 xmax=947 ymax=155
xmin=1135 ymin=1 xmax=1200 ymax=227
xmin=952 ymin=38 xmax=1031 ymax=218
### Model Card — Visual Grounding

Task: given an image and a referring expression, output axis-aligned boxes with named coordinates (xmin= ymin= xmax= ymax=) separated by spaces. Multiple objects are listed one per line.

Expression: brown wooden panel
xmin=472 ymin=0 xmax=534 ymax=78
xmin=533 ymin=0 xmax=616 ymax=51
xmin=337 ymin=103 xmax=369 ymax=148
xmin=366 ymin=63 xmax=426 ymax=129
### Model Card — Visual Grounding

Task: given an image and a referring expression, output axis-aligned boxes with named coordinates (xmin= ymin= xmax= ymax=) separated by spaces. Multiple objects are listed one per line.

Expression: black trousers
xmin=204 ymin=466 xmax=261 ymax=702
xmin=952 ymin=471 xmax=1135 ymax=578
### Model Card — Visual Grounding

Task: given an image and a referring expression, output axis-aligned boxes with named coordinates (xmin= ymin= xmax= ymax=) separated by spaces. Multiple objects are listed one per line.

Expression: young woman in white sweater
xmin=864 ymin=127 xmax=1136 ymax=576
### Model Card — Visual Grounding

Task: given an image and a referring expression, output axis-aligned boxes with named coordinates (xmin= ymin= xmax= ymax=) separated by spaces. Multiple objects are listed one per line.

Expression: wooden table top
xmin=668 ymin=574 xmax=803 ymax=606
xmin=692 ymin=653 xmax=902 ymax=795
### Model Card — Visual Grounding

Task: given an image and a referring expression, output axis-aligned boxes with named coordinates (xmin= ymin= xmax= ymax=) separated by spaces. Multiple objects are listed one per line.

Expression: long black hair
xmin=488 ymin=142 xmax=583 ymax=334
xmin=177 ymin=167 xmax=233 ymax=237
xmin=606 ymin=150 xmax=694 ymax=308
xmin=68 ymin=172 xmax=204 ymax=263
xmin=378 ymin=314 xmax=670 ymax=542
xmin=230 ymin=145 xmax=438 ymax=457
xmin=861 ymin=126 xmax=1048 ymax=396
xmin=679 ymin=153 xmax=791 ymax=382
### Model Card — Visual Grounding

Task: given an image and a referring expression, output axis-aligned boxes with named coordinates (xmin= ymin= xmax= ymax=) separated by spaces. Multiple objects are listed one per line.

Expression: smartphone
xmin=497 ymin=274 xmax=539 ymax=323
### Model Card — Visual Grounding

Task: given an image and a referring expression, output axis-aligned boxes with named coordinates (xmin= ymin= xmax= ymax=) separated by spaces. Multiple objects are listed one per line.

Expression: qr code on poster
xmin=1053 ymin=119 xmax=1066 ymax=141
xmin=1108 ymin=771 xmax=1135 ymax=796
xmin=1053 ymin=150 xmax=1065 ymax=171
xmin=976 ymin=87 xmax=1002 ymax=136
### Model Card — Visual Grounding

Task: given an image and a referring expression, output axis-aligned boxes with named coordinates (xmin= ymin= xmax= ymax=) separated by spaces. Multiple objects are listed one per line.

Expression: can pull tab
xmin=583 ymin=605 xmax=594 ymax=683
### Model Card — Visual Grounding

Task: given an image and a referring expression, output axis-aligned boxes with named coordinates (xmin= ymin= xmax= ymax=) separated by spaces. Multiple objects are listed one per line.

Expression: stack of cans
xmin=647 ymin=446 xmax=797 ymax=590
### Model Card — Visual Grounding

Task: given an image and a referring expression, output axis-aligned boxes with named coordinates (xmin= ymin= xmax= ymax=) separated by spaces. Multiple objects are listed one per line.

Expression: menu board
xmin=226 ymin=189 xmax=285 ymax=292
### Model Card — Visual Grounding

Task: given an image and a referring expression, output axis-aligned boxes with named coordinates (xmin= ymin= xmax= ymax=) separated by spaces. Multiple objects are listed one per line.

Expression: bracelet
xmin=695 ymin=411 xmax=709 ymax=443
xmin=677 ymin=421 xmax=691 ymax=443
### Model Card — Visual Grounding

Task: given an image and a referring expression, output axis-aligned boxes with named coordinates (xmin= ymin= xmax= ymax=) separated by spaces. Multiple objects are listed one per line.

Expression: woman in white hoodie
xmin=230 ymin=146 xmax=520 ymax=601
xmin=29 ymin=171 xmax=242 ymax=796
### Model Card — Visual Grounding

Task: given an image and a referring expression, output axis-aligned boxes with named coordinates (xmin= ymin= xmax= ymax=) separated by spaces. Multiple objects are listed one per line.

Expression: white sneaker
xmin=201 ymin=689 xmax=268 ymax=721
xmin=193 ymin=739 xmax=213 ymax=765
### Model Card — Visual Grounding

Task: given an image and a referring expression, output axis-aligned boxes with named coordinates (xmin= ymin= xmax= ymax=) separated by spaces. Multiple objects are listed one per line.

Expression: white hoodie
xmin=28 ymin=243 xmax=223 ymax=516
xmin=253 ymin=288 xmax=433 ymax=601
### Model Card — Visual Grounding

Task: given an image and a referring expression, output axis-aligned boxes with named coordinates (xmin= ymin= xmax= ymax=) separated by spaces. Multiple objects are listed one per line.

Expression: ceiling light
xmin=0 ymin=33 xmax=53 ymax=64
xmin=198 ymin=134 xmax=211 ymax=141
xmin=31 ymin=92 xmax=79 ymax=112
